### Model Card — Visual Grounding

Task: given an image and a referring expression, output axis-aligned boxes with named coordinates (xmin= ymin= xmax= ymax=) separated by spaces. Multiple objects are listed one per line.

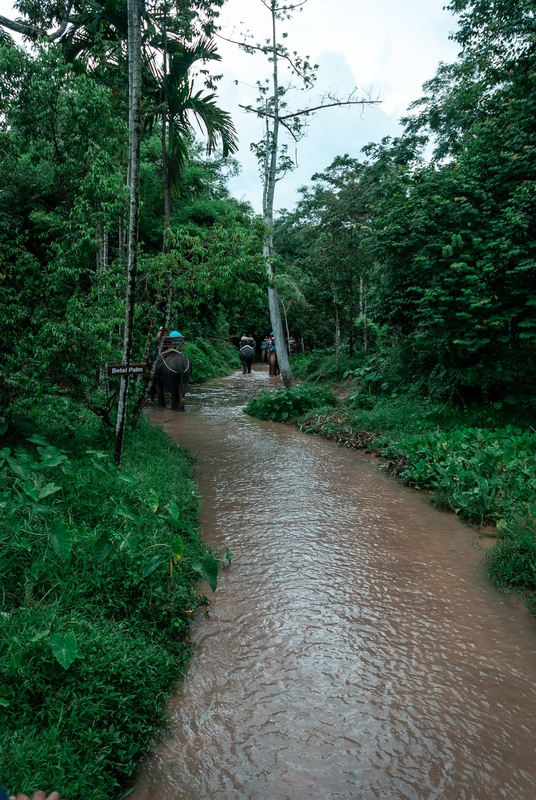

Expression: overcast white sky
xmin=0 ymin=0 xmax=460 ymax=212
xmin=216 ymin=0 xmax=459 ymax=211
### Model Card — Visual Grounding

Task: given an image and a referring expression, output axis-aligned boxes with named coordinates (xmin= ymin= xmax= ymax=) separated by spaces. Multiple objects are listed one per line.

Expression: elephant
xmin=239 ymin=344 xmax=255 ymax=374
xmin=150 ymin=351 xmax=191 ymax=411
xmin=268 ymin=350 xmax=279 ymax=376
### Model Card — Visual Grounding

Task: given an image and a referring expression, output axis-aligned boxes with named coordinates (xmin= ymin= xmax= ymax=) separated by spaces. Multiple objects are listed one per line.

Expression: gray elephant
xmin=239 ymin=344 xmax=255 ymax=374
xmin=268 ymin=350 xmax=279 ymax=376
xmin=150 ymin=351 xmax=191 ymax=411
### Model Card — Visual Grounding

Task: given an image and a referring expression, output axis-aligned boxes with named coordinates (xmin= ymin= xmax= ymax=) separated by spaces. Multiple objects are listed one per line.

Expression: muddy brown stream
xmin=130 ymin=368 xmax=536 ymax=800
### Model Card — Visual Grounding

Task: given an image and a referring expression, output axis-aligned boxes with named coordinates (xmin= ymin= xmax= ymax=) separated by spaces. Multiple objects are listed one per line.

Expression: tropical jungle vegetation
xmin=245 ymin=0 xmax=536 ymax=609
xmin=0 ymin=0 xmax=265 ymax=797
xmin=2 ymin=0 xmax=536 ymax=796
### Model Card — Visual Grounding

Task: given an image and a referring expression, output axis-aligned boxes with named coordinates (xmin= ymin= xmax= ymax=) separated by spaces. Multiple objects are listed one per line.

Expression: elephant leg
xmin=157 ymin=379 xmax=166 ymax=408
xmin=178 ymin=379 xmax=186 ymax=411
xmin=170 ymin=381 xmax=180 ymax=411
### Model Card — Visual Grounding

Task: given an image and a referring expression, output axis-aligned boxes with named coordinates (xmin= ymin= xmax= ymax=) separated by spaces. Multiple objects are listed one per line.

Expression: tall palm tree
xmin=146 ymin=34 xmax=238 ymax=249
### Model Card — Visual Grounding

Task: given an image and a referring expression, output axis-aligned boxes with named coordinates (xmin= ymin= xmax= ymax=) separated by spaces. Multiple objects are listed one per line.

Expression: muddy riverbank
xmin=129 ymin=367 xmax=536 ymax=800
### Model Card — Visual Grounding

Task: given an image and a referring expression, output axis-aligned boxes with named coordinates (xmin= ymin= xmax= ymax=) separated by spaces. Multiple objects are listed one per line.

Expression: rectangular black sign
xmin=107 ymin=364 xmax=146 ymax=377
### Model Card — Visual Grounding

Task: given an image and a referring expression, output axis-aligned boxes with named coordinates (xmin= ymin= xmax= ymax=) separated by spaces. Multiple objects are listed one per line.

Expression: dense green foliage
xmin=0 ymin=40 xmax=266 ymax=426
xmin=244 ymin=385 xmax=337 ymax=422
xmin=383 ymin=427 xmax=536 ymax=526
xmin=185 ymin=337 xmax=240 ymax=383
xmin=0 ymin=414 xmax=221 ymax=800
xmin=273 ymin=0 xmax=536 ymax=400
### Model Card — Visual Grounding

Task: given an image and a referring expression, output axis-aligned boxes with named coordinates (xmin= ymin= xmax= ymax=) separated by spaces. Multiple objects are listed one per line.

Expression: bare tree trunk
xmin=282 ymin=301 xmax=291 ymax=356
xmin=162 ymin=6 xmax=172 ymax=253
xmin=363 ymin=279 xmax=368 ymax=354
xmin=348 ymin=258 xmax=354 ymax=357
xmin=263 ymin=2 xmax=295 ymax=388
xmin=334 ymin=290 xmax=340 ymax=366
xmin=131 ymin=273 xmax=173 ymax=427
xmin=103 ymin=228 xmax=108 ymax=272
xmin=115 ymin=0 xmax=142 ymax=466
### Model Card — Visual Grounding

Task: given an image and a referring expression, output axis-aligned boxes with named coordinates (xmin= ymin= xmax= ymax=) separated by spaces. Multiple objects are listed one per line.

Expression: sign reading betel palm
xmin=107 ymin=364 xmax=146 ymax=377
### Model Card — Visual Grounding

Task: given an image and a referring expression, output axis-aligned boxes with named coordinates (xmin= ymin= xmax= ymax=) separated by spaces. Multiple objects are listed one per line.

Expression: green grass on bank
xmin=244 ymin=375 xmax=536 ymax=607
xmin=0 ymin=410 xmax=218 ymax=800
xmin=185 ymin=337 xmax=240 ymax=384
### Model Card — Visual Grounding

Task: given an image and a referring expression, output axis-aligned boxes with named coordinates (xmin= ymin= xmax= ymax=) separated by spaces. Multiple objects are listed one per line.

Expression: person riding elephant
xmin=239 ymin=334 xmax=255 ymax=374
xmin=150 ymin=349 xmax=191 ymax=411
xmin=261 ymin=336 xmax=270 ymax=364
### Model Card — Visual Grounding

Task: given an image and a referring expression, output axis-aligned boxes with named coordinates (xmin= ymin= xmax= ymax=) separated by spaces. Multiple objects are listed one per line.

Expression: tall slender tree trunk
xmin=115 ymin=0 xmax=142 ymax=466
xmin=263 ymin=1 xmax=295 ymax=387
xmin=131 ymin=274 xmax=174 ymax=427
xmin=348 ymin=258 xmax=354 ymax=357
xmin=334 ymin=289 xmax=340 ymax=366
xmin=161 ymin=6 xmax=172 ymax=253
xmin=363 ymin=279 xmax=368 ymax=354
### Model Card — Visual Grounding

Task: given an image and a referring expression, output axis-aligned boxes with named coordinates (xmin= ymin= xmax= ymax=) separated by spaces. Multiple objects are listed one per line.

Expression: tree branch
xmin=240 ymin=96 xmax=380 ymax=122
xmin=0 ymin=5 xmax=72 ymax=41
xmin=215 ymin=31 xmax=312 ymax=81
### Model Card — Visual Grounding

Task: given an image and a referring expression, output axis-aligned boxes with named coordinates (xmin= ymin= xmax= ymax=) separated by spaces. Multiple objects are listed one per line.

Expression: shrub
xmin=0 ymin=416 xmax=217 ymax=799
xmin=184 ymin=337 xmax=240 ymax=384
xmin=244 ymin=386 xmax=337 ymax=422
xmin=487 ymin=517 xmax=536 ymax=591
xmin=290 ymin=348 xmax=368 ymax=383
xmin=386 ymin=426 xmax=536 ymax=525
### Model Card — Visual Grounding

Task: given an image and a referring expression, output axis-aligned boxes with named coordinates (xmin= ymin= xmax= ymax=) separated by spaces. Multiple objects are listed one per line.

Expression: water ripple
xmin=130 ymin=368 xmax=536 ymax=800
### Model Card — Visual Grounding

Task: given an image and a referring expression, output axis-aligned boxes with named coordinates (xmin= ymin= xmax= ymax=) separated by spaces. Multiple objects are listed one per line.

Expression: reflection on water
xmin=130 ymin=367 xmax=536 ymax=800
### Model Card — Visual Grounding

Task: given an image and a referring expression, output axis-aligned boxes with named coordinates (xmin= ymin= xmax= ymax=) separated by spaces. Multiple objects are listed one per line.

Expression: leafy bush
xmin=184 ymin=337 xmax=240 ymax=384
xmin=385 ymin=426 xmax=536 ymax=525
xmin=244 ymin=386 xmax=337 ymax=422
xmin=290 ymin=348 xmax=369 ymax=383
xmin=0 ymin=417 xmax=218 ymax=800
xmin=487 ymin=516 xmax=536 ymax=591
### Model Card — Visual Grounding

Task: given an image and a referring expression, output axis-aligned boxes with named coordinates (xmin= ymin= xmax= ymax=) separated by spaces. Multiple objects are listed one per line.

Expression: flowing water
xmin=130 ymin=368 xmax=536 ymax=800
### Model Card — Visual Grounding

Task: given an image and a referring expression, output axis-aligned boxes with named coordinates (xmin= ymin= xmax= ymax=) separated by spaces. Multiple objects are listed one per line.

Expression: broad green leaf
xmin=38 ymin=454 xmax=67 ymax=469
xmin=50 ymin=632 xmax=79 ymax=670
xmin=48 ymin=519 xmax=73 ymax=561
xmin=0 ymin=698 xmax=9 ymax=707
xmin=27 ymin=434 xmax=50 ymax=446
xmin=115 ymin=505 xmax=141 ymax=525
xmin=30 ymin=629 xmax=51 ymax=643
xmin=120 ymin=534 xmax=139 ymax=554
xmin=118 ymin=471 xmax=137 ymax=485
xmin=0 ymin=447 xmax=10 ymax=461
xmin=94 ymin=532 xmax=114 ymax=562
xmin=142 ymin=555 xmax=169 ymax=578
xmin=85 ymin=449 xmax=109 ymax=459
xmin=193 ymin=553 xmax=218 ymax=592
xmin=39 ymin=482 xmax=61 ymax=500
xmin=171 ymin=535 xmax=184 ymax=562
xmin=167 ymin=500 xmax=179 ymax=521
xmin=22 ymin=481 xmax=39 ymax=502
xmin=7 ymin=456 xmax=30 ymax=479
xmin=0 ymin=422 xmax=7 ymax=436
